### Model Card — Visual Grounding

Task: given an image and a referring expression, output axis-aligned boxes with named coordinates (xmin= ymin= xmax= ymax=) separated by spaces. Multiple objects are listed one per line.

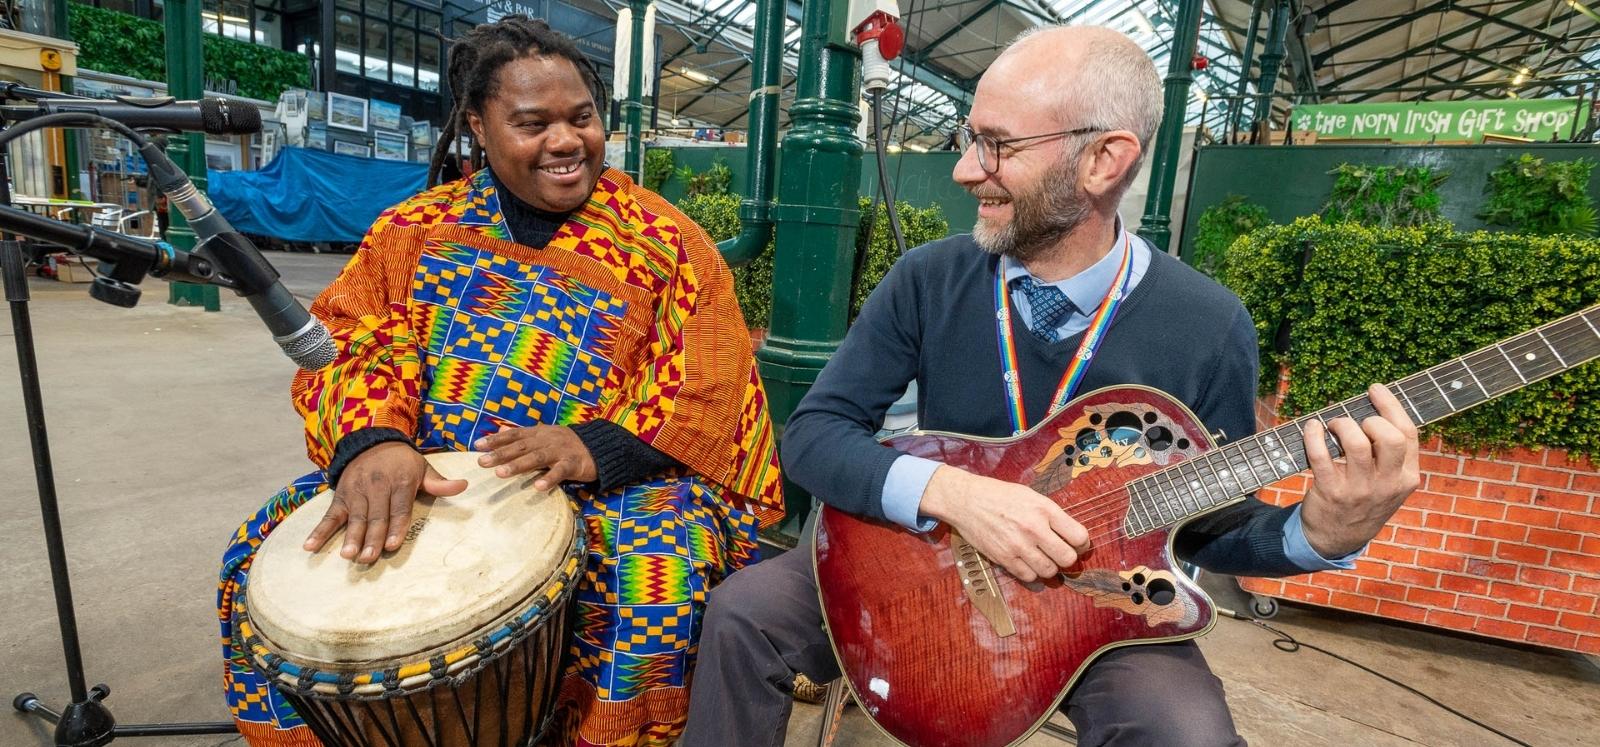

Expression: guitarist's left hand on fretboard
xmin=1296 ymin=383 xmax=1423 ymax=558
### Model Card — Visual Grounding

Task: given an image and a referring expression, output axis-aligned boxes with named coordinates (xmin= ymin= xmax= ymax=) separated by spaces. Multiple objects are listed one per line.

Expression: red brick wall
xmin=1240 ymin=387 xmax=1600 ymax=654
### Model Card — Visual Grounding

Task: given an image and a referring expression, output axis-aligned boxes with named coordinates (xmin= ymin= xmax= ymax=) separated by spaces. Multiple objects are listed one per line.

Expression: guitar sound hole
xmin=1106 ymin=411 xmax=1142 ymax=444
xmin=1145 ymin=426 xmax=1173 ymax=451
xmin=1146 ymin=577 xmax=1176 ymax=606
xmin=1075 ymin=428 xmax=1101 ymax=451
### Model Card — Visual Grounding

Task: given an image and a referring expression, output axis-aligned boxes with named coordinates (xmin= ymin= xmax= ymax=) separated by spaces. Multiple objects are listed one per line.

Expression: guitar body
xmin=815 ymin=385 xmax=1223 ymax=747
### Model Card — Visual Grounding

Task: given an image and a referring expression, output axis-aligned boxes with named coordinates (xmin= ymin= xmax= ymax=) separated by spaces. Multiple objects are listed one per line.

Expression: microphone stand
xmin=2 ymin=102 xmax=238 ymax=744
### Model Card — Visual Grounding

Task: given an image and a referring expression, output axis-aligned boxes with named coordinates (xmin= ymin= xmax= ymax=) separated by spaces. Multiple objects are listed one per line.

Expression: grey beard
xmin=971 ymin=168 xmax=1092 ymax=262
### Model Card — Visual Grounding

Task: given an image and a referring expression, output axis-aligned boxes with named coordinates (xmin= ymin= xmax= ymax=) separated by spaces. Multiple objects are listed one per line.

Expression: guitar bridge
xmin=951 ymin=530 xmax=1016 ymax=638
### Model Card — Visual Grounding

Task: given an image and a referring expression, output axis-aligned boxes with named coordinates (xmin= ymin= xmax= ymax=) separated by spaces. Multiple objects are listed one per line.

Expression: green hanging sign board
xmin=1290 ymin=100 xmax=1590 ymax=143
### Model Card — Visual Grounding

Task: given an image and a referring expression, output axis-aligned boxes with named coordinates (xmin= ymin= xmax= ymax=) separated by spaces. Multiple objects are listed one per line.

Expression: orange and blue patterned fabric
xmin=218 ymin=167 xmax=783 ymax=747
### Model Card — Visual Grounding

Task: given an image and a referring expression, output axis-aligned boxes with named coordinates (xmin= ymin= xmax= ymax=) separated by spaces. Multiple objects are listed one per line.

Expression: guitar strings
xmin=1001 ymin=313 xmax=1600 ymax=548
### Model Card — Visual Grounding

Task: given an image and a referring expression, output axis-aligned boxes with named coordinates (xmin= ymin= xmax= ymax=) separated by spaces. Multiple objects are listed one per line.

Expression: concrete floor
xmin=3 ymin=252 xmax=1598 ymax=747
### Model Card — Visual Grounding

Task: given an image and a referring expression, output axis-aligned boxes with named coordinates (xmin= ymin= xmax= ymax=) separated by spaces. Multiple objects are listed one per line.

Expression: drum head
xmin=246 ymin=451 xmax=576 ymax=668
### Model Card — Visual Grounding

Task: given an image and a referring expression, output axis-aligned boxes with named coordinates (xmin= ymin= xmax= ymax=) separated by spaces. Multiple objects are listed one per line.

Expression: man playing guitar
xmin=680 ymin=24 xmax=1420 ymax=747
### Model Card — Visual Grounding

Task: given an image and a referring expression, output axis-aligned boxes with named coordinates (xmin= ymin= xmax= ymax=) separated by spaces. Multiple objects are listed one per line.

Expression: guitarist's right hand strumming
xmin=918 ymin=464 xmax=1091 ymax=582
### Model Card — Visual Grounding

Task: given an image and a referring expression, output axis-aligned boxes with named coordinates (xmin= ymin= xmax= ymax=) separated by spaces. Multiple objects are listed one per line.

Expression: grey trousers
xmin=680 ymin=544 xmax=1245 ymax=747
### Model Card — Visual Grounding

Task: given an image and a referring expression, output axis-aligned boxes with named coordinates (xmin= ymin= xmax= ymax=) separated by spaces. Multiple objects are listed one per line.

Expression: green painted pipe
xmin=715 ymin=0 xmax=783 ymax=267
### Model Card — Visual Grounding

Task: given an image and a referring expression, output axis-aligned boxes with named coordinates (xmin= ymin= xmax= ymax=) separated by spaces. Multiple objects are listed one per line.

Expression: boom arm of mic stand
xmin=0 ymin=204 xmax=235 ymax=289
xmin=0 ymin=81 xmax=92 ymax=103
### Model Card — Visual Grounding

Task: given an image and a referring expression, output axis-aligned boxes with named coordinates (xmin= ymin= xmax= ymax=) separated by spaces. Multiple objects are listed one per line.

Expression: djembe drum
xmin=233 ymin=452 xmax=584 ymax=746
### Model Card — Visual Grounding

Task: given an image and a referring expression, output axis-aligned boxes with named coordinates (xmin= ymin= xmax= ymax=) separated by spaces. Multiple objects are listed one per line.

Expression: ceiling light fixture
xmin=679 ymin=67 xmax=719 ymax=85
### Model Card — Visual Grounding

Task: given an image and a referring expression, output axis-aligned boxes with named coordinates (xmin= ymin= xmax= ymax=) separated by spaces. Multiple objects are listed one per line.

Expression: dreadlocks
xmin=427 ymin=15 xmax=609 ymax=187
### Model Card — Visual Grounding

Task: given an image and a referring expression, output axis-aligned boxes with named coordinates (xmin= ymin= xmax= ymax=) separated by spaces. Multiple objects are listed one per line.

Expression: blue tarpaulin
xmin=207 ymin=147 xmax=427 ymax=243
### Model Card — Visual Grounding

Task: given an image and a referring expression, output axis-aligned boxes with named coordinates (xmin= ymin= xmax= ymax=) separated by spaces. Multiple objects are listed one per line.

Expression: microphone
xmin=137 ymin=140 xmax=338 ymax=371
xmin=0 ymin=96 xmax=262 ymax=135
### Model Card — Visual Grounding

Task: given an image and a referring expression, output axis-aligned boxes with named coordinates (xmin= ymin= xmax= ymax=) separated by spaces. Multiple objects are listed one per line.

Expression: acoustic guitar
xmin=815 ymin=303 xmax=1600 ymax=747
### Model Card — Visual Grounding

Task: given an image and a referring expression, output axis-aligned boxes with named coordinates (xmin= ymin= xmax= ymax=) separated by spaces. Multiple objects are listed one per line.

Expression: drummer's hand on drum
xmin=304 ymin=442 xmax=469 ymax=563
xmin=918 ymin=465 xmax=1090 ymax=583
xmin=474 ymin=425 xmax=597 ymax=491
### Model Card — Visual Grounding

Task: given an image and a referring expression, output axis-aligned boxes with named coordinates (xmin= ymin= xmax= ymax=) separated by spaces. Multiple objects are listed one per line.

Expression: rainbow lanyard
xmin=994 ymin=231 xmax=1135 ymax=436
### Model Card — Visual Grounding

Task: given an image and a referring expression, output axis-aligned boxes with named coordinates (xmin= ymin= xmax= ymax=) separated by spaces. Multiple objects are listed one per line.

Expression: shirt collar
xmin=1001 ymin=215 xmax=1134 ymax=313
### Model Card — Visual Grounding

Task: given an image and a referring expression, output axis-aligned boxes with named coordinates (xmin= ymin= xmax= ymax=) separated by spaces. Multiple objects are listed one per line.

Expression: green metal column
xmin=51 ymin=0 xmax=83 ymax=201
xmin=1135 ymin=0 xmax=1204 ymax=252
xmin=1253 ymin=0 xmax=1291 ymax=131
xmin=622 ymin=0 xmax=648 ymax=181
xmin=1227 ymin=0 xmax=1264 ymax=141
xmin=757 ymin=0 xmax=863 ymax=540
xmin=164 ymin=0 xmax=220 ymax=310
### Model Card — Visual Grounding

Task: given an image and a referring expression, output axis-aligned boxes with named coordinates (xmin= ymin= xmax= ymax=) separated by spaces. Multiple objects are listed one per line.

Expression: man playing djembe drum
xmin=218 ymin=17 xmax=783 ymax=747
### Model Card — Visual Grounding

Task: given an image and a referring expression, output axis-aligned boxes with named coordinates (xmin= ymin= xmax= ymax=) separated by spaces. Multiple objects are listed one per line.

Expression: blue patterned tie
xmin=1016 ymin=276 xmax=1077 ymax=343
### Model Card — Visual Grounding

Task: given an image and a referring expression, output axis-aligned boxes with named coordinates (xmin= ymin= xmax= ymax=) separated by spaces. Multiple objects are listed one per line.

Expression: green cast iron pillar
xmin=1253 ymin=0 xmax=1291 ymax=132
xmin=163 ymin=0 xmax=220 ymax=311
xmin=50 ymin=0 xmax=83 ymax=200
xmin=622 ymin=0 xmax=648 ymax=181
xmin=1135 ymin=0 xmax=1204 ymax=252
xmin=1227 ymin=0 xmax=1264 ymax=141
xmin=757 ymin=0 xmax=863 ymax=540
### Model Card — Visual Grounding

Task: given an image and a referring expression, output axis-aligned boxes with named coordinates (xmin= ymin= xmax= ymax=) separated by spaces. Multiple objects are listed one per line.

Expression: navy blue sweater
xmin=783 ymin=234 xmax=1303 ymax=577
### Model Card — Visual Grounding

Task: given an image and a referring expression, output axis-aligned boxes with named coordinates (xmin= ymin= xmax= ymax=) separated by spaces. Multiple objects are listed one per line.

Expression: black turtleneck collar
xmin=488 ymin=168 xmax=576 ymax=249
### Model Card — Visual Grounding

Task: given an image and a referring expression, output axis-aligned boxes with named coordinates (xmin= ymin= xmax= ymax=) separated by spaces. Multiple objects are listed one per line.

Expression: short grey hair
xmin=1010 ymin=25 xmax=1164 ymax=180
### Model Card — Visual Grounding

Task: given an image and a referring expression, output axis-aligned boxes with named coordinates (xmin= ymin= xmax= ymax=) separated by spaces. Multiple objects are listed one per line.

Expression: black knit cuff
xmin=570 ymin=419 xmax=685 ymax=494
xmin=326 ymin=427 xmax=413 ymax=488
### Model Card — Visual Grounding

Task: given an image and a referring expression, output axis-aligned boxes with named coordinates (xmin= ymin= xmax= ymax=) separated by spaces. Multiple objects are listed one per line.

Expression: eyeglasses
xmin=956 ymin=123 xmax=1108 ymax=174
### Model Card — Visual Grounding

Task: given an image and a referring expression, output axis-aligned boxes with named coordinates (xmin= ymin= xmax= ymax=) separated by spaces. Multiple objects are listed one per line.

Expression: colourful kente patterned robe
xmin=218 ymin=167 xmax=784 ymax=747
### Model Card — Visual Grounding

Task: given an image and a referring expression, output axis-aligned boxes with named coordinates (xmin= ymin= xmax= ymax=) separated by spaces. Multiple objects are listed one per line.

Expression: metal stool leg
xmin=815 ymin=678 xmax=850 ymax=747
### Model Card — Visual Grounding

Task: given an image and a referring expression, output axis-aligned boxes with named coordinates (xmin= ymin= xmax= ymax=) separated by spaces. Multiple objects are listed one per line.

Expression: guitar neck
xmin=1125 ymin=304 xmax=1600 ymax=535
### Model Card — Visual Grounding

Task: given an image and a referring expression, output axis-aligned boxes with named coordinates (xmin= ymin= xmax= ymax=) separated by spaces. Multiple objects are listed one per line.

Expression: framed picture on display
xmin=205 ymin=141 xmax=239 ymax=171
xmin=261 ymin=129 xmax=279 ymax=164
xmin=411 ymin=120 xmax=433 ymax=148
xmin=333 ymin=140 xmax=371 ymax=158
xmin=370 ymin=99 xmax=403 ymax=131
xmin=327 ymin=92 xmax=369 ymax=132
xmin=374 ymin=132 xmax=408 ymax=161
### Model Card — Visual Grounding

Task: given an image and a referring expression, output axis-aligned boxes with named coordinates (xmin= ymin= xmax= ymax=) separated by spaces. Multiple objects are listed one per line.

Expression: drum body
xmin=234 ymin=452 xmax=584 ymax=747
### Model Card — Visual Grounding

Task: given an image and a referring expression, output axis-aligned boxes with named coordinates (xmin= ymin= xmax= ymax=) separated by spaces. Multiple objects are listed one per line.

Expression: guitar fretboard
xmin=1123 ymin=304 xmax=1600 ymax=536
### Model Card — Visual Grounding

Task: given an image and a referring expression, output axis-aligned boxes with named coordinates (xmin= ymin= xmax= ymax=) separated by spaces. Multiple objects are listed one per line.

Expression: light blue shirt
xmin=879 ymin=226 xmax=1357 ymax=572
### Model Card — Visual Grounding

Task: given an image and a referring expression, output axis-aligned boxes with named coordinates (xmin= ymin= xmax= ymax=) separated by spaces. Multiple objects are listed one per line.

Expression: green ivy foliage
xmin=676 ymin=193 xmax=949 ymax=329
xmin=1323 ymin=163 xmax=1448 ymax=228
xmin=1222 ymin=217 xmax=1600 ymax=458
xmin=1479 ymin=154 xmax=1597 ymax=237
xmin=69 ymin=4 xmax=311 ymax=103
xmin=1191 ymin=194 xmax=1270 ymax=278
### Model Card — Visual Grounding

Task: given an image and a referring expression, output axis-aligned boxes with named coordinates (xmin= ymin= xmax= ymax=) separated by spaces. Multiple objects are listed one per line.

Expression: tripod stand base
xmin=14 ymin=688 xmax=237 ymax=744
xmin=14 ymin=688 xmax=116 ymax=747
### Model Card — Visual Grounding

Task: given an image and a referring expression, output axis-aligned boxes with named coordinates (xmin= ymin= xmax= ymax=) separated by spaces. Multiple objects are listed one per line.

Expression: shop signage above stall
xmin=1290 ymin=99 xmax=1590 ymax=143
